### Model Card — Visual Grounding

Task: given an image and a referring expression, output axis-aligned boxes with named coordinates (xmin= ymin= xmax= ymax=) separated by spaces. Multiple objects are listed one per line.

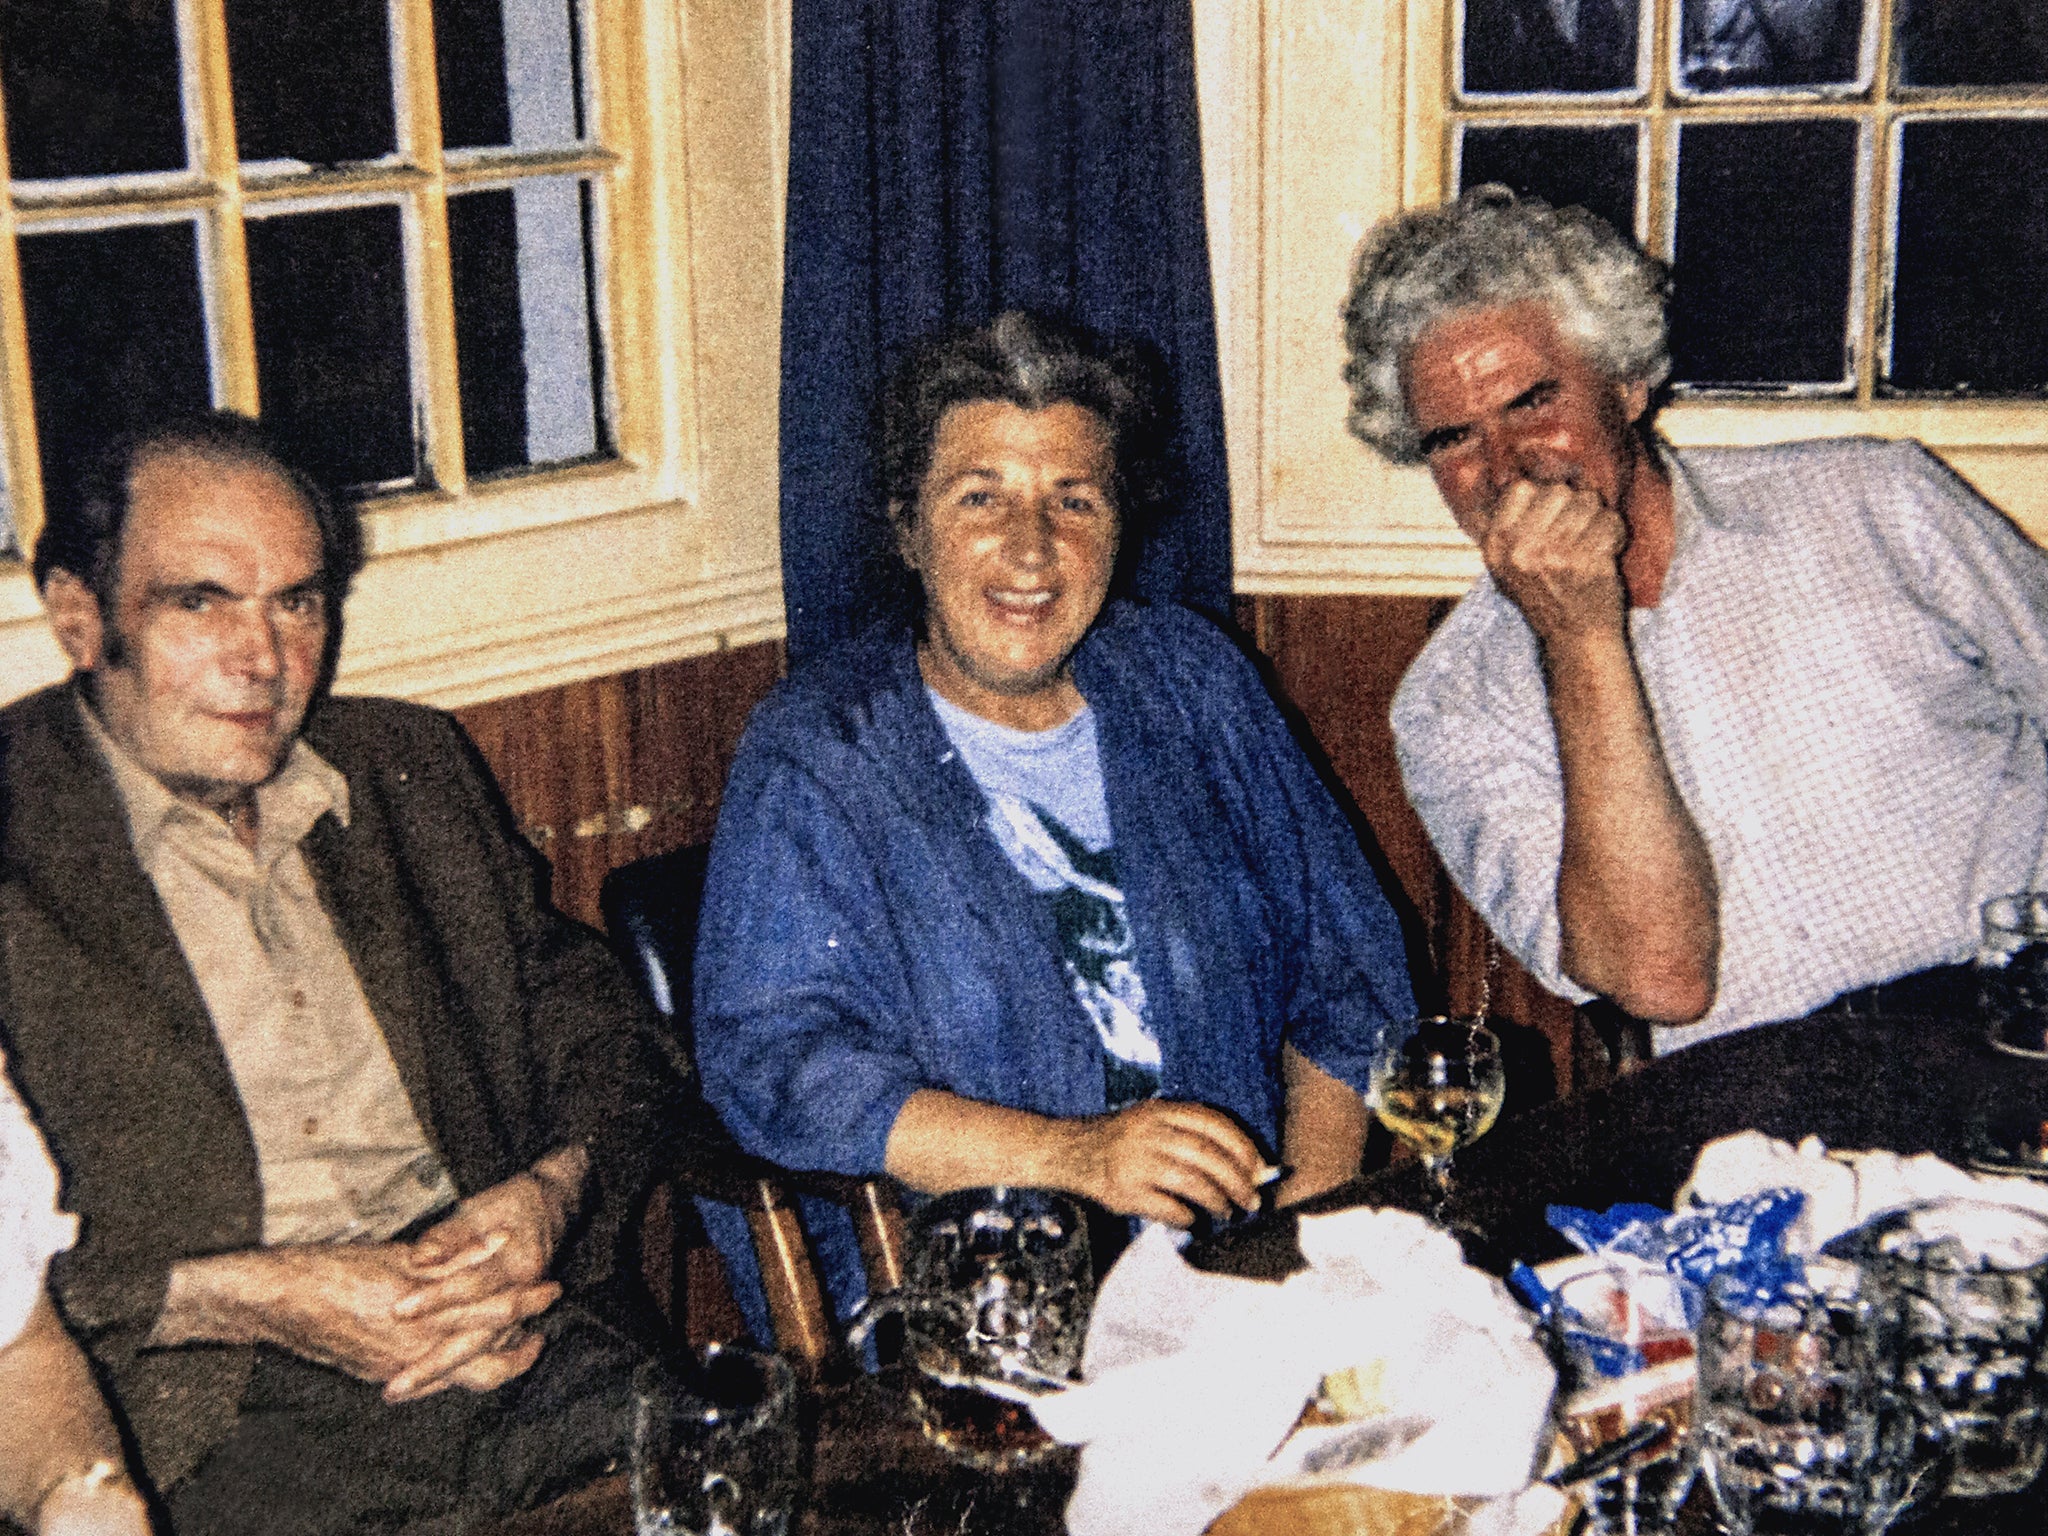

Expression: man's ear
xmin=1622 ymin=378 xmax=1652 ymax=426
xmin=41 ymin=570 xmax=107 ymax=672
xmin=889 ymin=500 xmax=921 ymax=571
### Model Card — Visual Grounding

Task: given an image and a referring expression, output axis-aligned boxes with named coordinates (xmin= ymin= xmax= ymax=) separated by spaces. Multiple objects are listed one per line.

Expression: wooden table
xmin=507 ymin=1010 xmax=2048 ymax=1534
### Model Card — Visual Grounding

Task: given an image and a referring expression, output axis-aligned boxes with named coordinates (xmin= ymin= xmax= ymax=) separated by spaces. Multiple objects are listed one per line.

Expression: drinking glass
xmin=1694 ymin=1264 xmax=1919 ymax=1536
xmin=1841 ymin=1201 xmax=2048 ymax=1498
xmin=630 ymin=1347 xmax=803 ymax=1536
xmin=1368 ymin=1016 xmax=1506 ymax=1223
xmin=1549 ymin=1266 xmax=1701 ymax=1535
xmin=1977 ymin=892 xmax=2048 ymax=1059
xmin=846 ymin=1186 xmax=1094 ymax=1473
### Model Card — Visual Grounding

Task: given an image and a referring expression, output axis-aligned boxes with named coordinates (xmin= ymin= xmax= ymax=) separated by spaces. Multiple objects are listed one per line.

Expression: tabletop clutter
xmin=988 ymin=1131 xmax=2048 ymax=1536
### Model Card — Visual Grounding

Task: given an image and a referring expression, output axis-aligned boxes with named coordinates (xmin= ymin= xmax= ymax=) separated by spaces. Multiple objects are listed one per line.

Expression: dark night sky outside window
xmin=246 ymin=207 xmax=415 ymax=489
xmin=1894 ymin=0 xmax=2048 ymax=88
xmin=1670 ymin=120 xmax=1858 ymax=386
xmin=19 ymin=224 xmax=209 ymax=518
xmin=1891 ymin=121 xmax=2048 ymax=395
xmin=1459 ymin=125 xmax=1639 ymax=241
xmin=0 ymin=0 xmax=185 ymax=180
xmin=225 ymin=1 xmax=397 ymax=165
xmin=1462 ymin=0 xmax=1641 ymax=95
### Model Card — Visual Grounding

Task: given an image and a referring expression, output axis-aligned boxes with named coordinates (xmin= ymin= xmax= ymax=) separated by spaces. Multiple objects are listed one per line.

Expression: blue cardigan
xmin=696 ymin=602 xmax=1415 ymax=1196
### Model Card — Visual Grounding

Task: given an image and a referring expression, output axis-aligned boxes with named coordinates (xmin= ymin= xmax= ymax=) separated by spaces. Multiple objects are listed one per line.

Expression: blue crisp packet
xmin=1540 ymin=1189 xmax=1809 ymax=1319
xmin=1546 ymin=1202 xmax=1672 ymax=1254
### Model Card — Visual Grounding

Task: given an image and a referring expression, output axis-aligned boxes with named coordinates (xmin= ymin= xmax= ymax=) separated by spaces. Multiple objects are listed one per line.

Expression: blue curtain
xmin=778 ymin=0 xmax=1232 ymax=664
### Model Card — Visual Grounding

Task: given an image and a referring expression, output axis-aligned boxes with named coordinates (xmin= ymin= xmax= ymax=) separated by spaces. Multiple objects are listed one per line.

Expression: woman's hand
xmin=883 ymin=1090 xmax=1265 ymax=1226
xmin=1057 ymin=1101 xmax=1265 ymax=1226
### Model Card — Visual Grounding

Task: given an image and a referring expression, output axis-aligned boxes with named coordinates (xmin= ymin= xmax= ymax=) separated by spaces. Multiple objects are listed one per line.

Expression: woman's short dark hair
xmin=878 ymin=311 xmax=1164 ymax=542
xmin=31 ymin=412 xmax=365 ymax=610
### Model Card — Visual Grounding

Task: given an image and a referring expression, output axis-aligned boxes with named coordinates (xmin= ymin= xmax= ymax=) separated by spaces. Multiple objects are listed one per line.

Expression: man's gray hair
xmin=1341 ymin=185 xmax=1672 ymax=464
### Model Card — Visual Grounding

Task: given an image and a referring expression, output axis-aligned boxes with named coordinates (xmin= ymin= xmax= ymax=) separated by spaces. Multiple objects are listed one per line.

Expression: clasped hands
xmin=156 ymin=1145 xmax=589 ymax=1405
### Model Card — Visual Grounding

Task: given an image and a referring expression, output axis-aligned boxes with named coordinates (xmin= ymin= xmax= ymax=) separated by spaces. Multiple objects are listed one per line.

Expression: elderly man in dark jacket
xmin=0 ymin=412 xmax=685 ymax=1535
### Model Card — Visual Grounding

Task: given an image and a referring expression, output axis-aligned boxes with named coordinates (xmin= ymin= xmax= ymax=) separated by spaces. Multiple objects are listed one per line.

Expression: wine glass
xmin=1368 ymin=1015 xmax=1505 ymax=1224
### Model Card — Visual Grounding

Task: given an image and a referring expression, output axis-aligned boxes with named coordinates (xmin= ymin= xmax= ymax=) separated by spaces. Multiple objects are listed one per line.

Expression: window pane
xmin=1894 ymin=0 xmax=2048 ymax=88
xmin=225 ymin=0 xmax=395 ymax=164
xmin=435 ymin=0 xmax=584 ymax=150
xmin=0 ymin=0 xmax=184 ymax=179
xmin=1890 ymin=121 xmax=2048 ymax=395
xmin=1679 ymin=0 xmax=1864 ymax=93
xmin=1458 ymin=125 xmax=1639 ymax=240
xmin=448 ymin=177 xmax=606 ymax=476
xmin=18 ymin=223 xmax=209 ymax=520
xmin=1460 ymin=0 xmax=1639 ymax=95
xmin=246 ymin=206 xmax=414 ymax=488
xmin=1670 ymin=120 xmax=1857 ymax=386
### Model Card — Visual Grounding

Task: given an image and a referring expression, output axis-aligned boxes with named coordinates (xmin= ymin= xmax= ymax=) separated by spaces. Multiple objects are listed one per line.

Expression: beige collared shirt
xmin=83 ymin=702 xmax=457 ymax=1246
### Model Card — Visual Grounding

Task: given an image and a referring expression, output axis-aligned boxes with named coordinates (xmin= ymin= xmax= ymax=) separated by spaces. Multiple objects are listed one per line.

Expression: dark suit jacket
xmin=0 ymin=683 xmax=687 ymax=1490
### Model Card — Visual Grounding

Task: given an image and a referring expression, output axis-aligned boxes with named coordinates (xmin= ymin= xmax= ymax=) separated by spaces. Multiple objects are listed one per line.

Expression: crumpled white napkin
xmin=1678 ymin=1131 xmax=2048 ymax=1254
xmin=1028 ymin=1208 xmax=1566 ymax=1536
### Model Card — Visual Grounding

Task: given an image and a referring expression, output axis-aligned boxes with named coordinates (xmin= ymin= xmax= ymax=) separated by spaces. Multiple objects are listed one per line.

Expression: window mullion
xmin=185 ymin=0 xmax=257 ymax=417
xmin=0 ymin=100 xmax=45 ymax=552
xmin=1857 ymin=0 xmax=1900 ymax=404
xmin=390 ymin=0 xmax=467 ymax=497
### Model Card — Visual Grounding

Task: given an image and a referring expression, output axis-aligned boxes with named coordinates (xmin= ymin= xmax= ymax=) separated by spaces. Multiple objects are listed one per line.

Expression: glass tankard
xmin=848 ymin=1185 xmax=1094 ymax=1472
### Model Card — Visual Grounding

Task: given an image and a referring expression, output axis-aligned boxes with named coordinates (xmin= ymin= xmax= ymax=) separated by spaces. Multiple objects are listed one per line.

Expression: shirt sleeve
xmin=693 ymin=747 xmax=935 ymax=1176
xmin=0 ymin=1054 xmax=77 ymax=1350
xmin=1390 ymin=599 xmax=1598 ymax=1007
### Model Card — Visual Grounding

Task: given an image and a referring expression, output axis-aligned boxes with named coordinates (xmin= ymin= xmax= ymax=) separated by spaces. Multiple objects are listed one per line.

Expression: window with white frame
xmin=0 ymin=0 xmax=619 ymax=552
xmin=1444 ymin=0 xmax=2048 ymax=400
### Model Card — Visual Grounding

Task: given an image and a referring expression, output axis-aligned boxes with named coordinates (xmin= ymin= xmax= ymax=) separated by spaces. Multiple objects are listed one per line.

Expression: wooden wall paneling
xmin=454 ymin=639 xmax=784 ymax=928
xmin=1243 ymin=594 xmax=1581 ymax=1100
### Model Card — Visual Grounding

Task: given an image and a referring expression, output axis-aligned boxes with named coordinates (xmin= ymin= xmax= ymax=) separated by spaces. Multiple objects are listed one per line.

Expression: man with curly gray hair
xmin=1355 ymin=186 xmax=2048 ymax=1056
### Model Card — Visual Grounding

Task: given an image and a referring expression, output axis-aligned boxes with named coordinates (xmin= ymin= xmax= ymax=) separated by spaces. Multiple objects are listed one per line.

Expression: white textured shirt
xmin=85 ymin=706 xmax=457 ymax=1245
xmin=0 ymin=1052 xmax=77 ymax=1348
xmin=1392 ymin=438 xmax=2048 ymax=1052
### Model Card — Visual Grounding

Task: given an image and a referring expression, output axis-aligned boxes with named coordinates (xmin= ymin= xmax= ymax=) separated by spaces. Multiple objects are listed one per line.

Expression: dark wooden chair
xmin=600 ymin=844 xmax=905 ymax=1378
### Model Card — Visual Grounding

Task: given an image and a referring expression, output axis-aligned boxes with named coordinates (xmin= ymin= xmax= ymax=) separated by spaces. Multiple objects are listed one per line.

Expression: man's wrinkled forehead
xmin=116 ymin=447 xmax=326 ymax=579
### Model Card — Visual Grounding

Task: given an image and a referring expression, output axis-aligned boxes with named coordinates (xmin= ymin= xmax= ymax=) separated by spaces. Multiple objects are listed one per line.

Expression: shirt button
xmin=290 ymin=989 xmax=307 ymax=1009
xmin=302 ymin=1117 xmax=319 ymax=1136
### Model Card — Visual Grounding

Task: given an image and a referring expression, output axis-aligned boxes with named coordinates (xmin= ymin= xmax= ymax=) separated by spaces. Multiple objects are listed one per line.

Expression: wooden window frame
xmin=0 ymin=0 xmax=792 ymax=708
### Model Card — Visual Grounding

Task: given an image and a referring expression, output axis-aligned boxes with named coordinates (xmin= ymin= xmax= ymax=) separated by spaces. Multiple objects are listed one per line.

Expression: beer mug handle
xmin=701 ymin=1471 xmax=742 ymax=1536
xmin=842 ymin=1288 xmax=904 ymax=1355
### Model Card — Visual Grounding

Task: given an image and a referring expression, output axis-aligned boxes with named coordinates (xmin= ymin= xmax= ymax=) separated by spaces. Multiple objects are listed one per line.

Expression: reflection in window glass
xmin=1461 ymin=0 xmax=1639 ymax=95
xmin=246 ymin=206 xmax=415 ymax=488
xmin=448 ymin=177 xmax=604 ymax=476
xmin=1894 ymin=0 xmax=2048 ymax=88
xmin=1670 ymin=119 xmax=1857 ymax=386
xmin=1890 ymin=121 xmax=2048 ymax=395
xmin=225 ymin=0 xmax=395 ymax=165
xmin=1679 ymin=0 xmax=1863 ymax=92
xmin=436 ymin=0 xmax=583 ymax=150
xmin=1458 ymin=125 xmax=1639 ymax=240
xmin=19 ymin=223 xmax=210 ymax=520
xmin=0 ymin=0 xmax=185 ymax=180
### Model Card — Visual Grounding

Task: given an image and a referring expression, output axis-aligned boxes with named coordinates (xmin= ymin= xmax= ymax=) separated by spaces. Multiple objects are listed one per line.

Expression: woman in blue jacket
xmin=694 ymin=313 xmax=1415 ymax=1318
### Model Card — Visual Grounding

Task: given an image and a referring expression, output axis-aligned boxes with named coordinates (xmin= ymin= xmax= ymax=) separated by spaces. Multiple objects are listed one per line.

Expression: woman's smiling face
xmin=900 ymin=398 xmax=1120 ymax=731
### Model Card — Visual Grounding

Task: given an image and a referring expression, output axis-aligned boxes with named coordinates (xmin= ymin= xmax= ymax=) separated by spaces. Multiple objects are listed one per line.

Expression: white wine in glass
xmin=1369 ymin=1016 xmax=1505 ymax=1222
